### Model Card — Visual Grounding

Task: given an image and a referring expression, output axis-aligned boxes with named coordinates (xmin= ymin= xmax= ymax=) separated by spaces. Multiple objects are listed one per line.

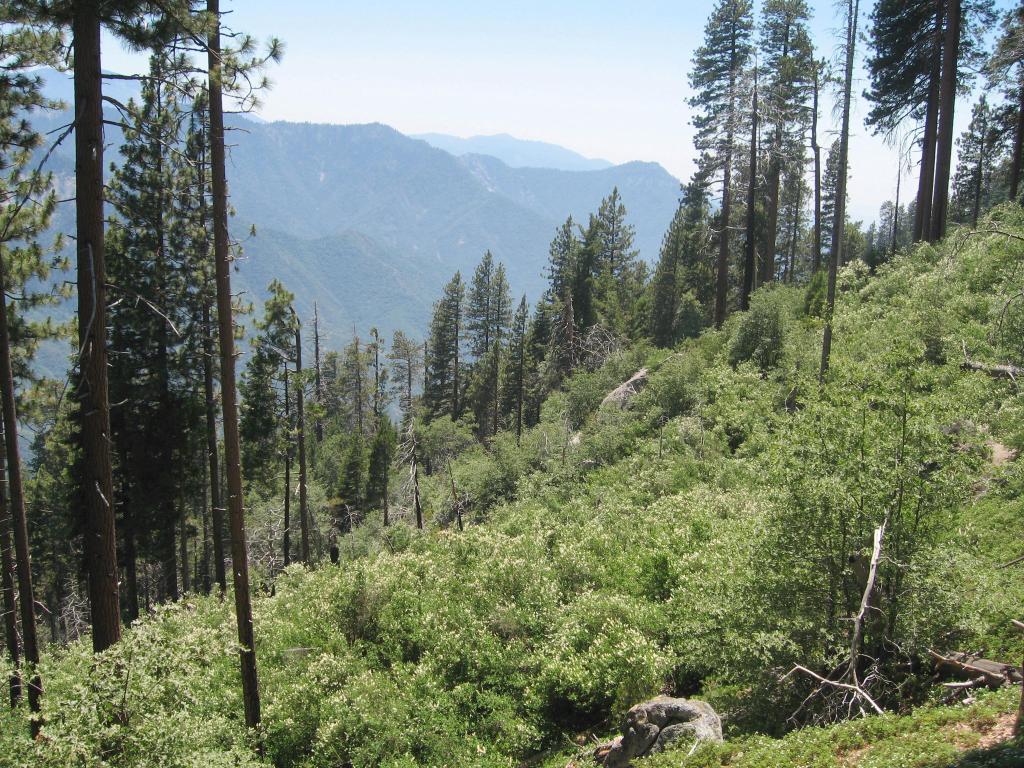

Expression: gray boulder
xmin=598 ymin=696 xmax=722 ymax=767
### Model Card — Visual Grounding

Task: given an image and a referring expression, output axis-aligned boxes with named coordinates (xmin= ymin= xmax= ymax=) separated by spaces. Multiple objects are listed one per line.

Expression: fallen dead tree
xmin=960 ymin=342 xmax=1024 ymax=383
xmin=929 ymin=650 xmax=1024 ymax=690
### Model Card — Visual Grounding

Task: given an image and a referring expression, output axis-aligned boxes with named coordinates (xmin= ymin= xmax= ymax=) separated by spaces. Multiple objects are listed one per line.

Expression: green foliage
xmin=727 ymin=289 xmax=789 ymax=372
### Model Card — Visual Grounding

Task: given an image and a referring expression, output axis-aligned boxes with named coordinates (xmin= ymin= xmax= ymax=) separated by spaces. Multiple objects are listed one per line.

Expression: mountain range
xmin=34 ymin=69 xmax=682 ymax=349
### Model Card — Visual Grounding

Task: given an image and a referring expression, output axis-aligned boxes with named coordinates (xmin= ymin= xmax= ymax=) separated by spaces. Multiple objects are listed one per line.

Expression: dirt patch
xmin=976 ymin=712 xmax=1017 ymax=749
xmin=838 ymin=744 xmax=872 ymax=766
xmin=988 ymin=440 xmax=1018 ymax=467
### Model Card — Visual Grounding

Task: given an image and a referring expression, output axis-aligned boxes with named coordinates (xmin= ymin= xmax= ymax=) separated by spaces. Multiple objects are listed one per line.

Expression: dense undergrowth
xmin=2 ymin=209 xmax=1024 ymax=766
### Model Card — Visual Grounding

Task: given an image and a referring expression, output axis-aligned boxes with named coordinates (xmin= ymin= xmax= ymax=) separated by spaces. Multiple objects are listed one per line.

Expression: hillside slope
xmin=3 ymin=212 xmax=1024 ymax=767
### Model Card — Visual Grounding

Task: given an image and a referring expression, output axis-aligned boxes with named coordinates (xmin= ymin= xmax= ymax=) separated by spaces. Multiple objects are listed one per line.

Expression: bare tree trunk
xmin=811 ymin=64 xmax=823 ymax=272
xmin=786 ymin=182 xmax=802 ymax=283
xmin=295 ymin=322 xmax=309 ymax=563
xmin=0 ymin=441 xmax=22 ymax=708
xmin=930 ymin=0 xmax=961 ymax=242
xmin=179 ymin=518 xmax=190 ymax=595
xmin=0 ymin=247 xmax=42 ymax=725
xmin=914 ymin=1 xmax=943 ymax=241
xmin=891 ymin=169 xmax=901 ymax=260
xmin=74 ymin=0 xmax=121 ymax=654
xmin=283 ymin=368 xmax=291 ymax=568
xmin=971 ymin=110 xmax=987 ymax=227
xmin=313 ymin=302 xmax=322 ymax=443
xmin=820 ymin=0 xmax=860 ymax=382
xmin=741 ymin=71 xmax=759 ymax=310
xmin=202 ymin=303 xmax=226 ymax=594
xmin=123 ymin=493 xmax=139 ymax=621
xmin=208 ymin=0 xmax=260 ymax=729
xmin=1011 ymin=78 xmax=1024 ymax=203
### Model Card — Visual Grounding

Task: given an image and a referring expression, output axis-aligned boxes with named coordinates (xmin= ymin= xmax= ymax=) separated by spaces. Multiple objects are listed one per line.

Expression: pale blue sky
xmin=100 ymin=0 xmax=1013 ymax=224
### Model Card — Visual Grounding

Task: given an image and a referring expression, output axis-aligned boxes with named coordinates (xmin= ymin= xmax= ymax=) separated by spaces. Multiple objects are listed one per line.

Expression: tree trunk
xmin=891 ymin=169 xmax=902 ymax=260
xmin=283 ymin=368 xmax=291 ymax=568
xmin=0 ymin=440 xmax=22 ymax=708
xmin=811 ymin=64 xmax=823 ymax=272
xmin=208 ymin=0 xmax=261 ymax=729
xmin=930 ymin=0 xmax=961 ymax=242
xmin=741 ymin=72 xmax=758 ymax=311
xmin=787 ymin=182 xmax=802 ymax=283
xmin=179 ymin=518 xmax=190 ymax=595
xmin=820 ymin=0 xmax=860 ymax=381
xmin=74 ymin=0 xmax=121 ymax=654
xmin=0 ymin=244 xmax=42 ymax=724
xmin=1011 ymin=78 xmax=1024 ymax=203
xmin=201 ymin=303 xmax=226 ymax=593
xmin=124 ymin=513 xmax=139 ymax=622
xmin=313 ymin=302 xmax=322 ymax=443
xmin=295 ymin=322 xmax=309 ymax=563
xmin=914 ymin=1 xmax=943 ymax=241
xmin=971 ymin=112 xmax=986 ymax=227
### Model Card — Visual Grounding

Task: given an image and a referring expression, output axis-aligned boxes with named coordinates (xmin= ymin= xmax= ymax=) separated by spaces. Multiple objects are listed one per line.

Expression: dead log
xmin=929 ymin=650 xmax=1023 ymax=689
xmin=960 ymin=343 xmax=1024 ymax=382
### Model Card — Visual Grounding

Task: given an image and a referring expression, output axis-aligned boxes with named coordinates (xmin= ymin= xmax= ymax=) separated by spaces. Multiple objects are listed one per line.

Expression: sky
xmin=100 ymin=0 xmax=1015 ymax=225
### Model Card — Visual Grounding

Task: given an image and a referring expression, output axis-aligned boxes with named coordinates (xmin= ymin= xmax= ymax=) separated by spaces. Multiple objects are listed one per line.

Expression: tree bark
xmin=930 ymin=0 xmax=961 ymax=242
xmin=283 ymin=368 xmax=291 ymax=567
xmin=811 ymin=64 xmax=823 ymax=272
xmin=741 ymin=72 xmax=758 ymax=311
xmin=0 ymin=246 xmax=42 ymax=725
xmin=1011 ymin=79 xmax=1024 ymax=203
xmin=914 ymin=1 xmax=944 ymax=241
xmin=201 ymin=302 xmax=226 ymax=594
xmin=820 ymin=0 xmax=859 ymax=381
xmin=313 ymin=302 xmax=322 ymax=443
xmin=74 ymin=0 xmax=121 ymax=654
xmin=208 ymin=0 xmax=261 ymax=729
xmin=0 ymin=440 xmax=22 ymax=708
xmin=295 ymin=321 xmax=309 ymax=563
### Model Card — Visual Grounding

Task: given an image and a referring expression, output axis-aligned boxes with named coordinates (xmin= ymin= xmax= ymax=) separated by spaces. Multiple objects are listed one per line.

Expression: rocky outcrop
xmin=600 ymin=368 xmax=649 ymax=411
xmin=594 ymin=697 xmax=722 ymax=767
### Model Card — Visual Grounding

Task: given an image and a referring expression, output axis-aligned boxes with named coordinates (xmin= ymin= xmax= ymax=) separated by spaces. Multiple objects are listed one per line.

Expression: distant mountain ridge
xmin=33 ymin=70 xmax=683 ymax=346
xmin=412 ymin=132 xmax=613 ymax=172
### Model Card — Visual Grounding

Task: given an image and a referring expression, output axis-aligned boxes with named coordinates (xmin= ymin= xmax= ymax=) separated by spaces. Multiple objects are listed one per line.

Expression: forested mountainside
xmin=3 ymin=1 xmax=1024 ymax=768
xmin=32 ymin=70 xmax=680 ymax=338
xmin=4 ymin=208 xmax=1024 ymax=767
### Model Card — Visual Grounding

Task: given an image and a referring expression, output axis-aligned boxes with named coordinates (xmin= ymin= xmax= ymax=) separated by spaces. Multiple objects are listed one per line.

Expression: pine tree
xmin=501 ymin=297 xmax=530 ymax=443
xmin=865 ymin=0 xmax=995 ymax=241
xmin=821 ymin=140 xmax=843 ymax=257
xmin=587 ymin=188 xmax=644 ymax=335
xmin=341 ymin=333 xmax=370 ymax=436
xmin=424 ymin=272 xmax=465 ymax=418
xmin=108 ymin=51 xmax=193 ymax=605
xmin=0 ymin=19 xmax=63 ymax=717
xmin=820 ymin=0 xmax=860 ymax=380
xmin=689 ymin=0 xmax=755 ymax=327
xmin=388 ymin=330 xmax=423 ymax=423
xmin=759 ymin=0 xmax=814 ymax=285
xmin=649 ymin=178 xmax=712 ymax=346
xmin=366 ymin=417 xmax=396 ymax=520
xmin=239 ymin=281 xmax=295 ymax=487
xmin=951 ymin=96 xmax=1006 ymax=225
xmin=989 ymin=3 xmax=1024 ymax=202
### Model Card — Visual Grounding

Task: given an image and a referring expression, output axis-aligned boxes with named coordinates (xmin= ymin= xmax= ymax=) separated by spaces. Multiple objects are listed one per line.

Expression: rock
xmin=600 ymin=368 xmax=649 ymax=411
xmin=596 ymin=696 xmax=722 ymax=766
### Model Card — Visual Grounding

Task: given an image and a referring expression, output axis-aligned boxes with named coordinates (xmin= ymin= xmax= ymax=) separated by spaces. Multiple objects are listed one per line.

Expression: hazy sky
xmin=101 ymin=0 xmax=1013 ymax=224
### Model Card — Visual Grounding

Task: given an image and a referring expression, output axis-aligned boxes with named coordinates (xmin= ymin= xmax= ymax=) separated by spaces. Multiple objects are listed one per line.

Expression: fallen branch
xmin=961 ymin=341 xmax=1023 ymax=383
xmin=784 ymin=664 xmax=885 ymax=715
